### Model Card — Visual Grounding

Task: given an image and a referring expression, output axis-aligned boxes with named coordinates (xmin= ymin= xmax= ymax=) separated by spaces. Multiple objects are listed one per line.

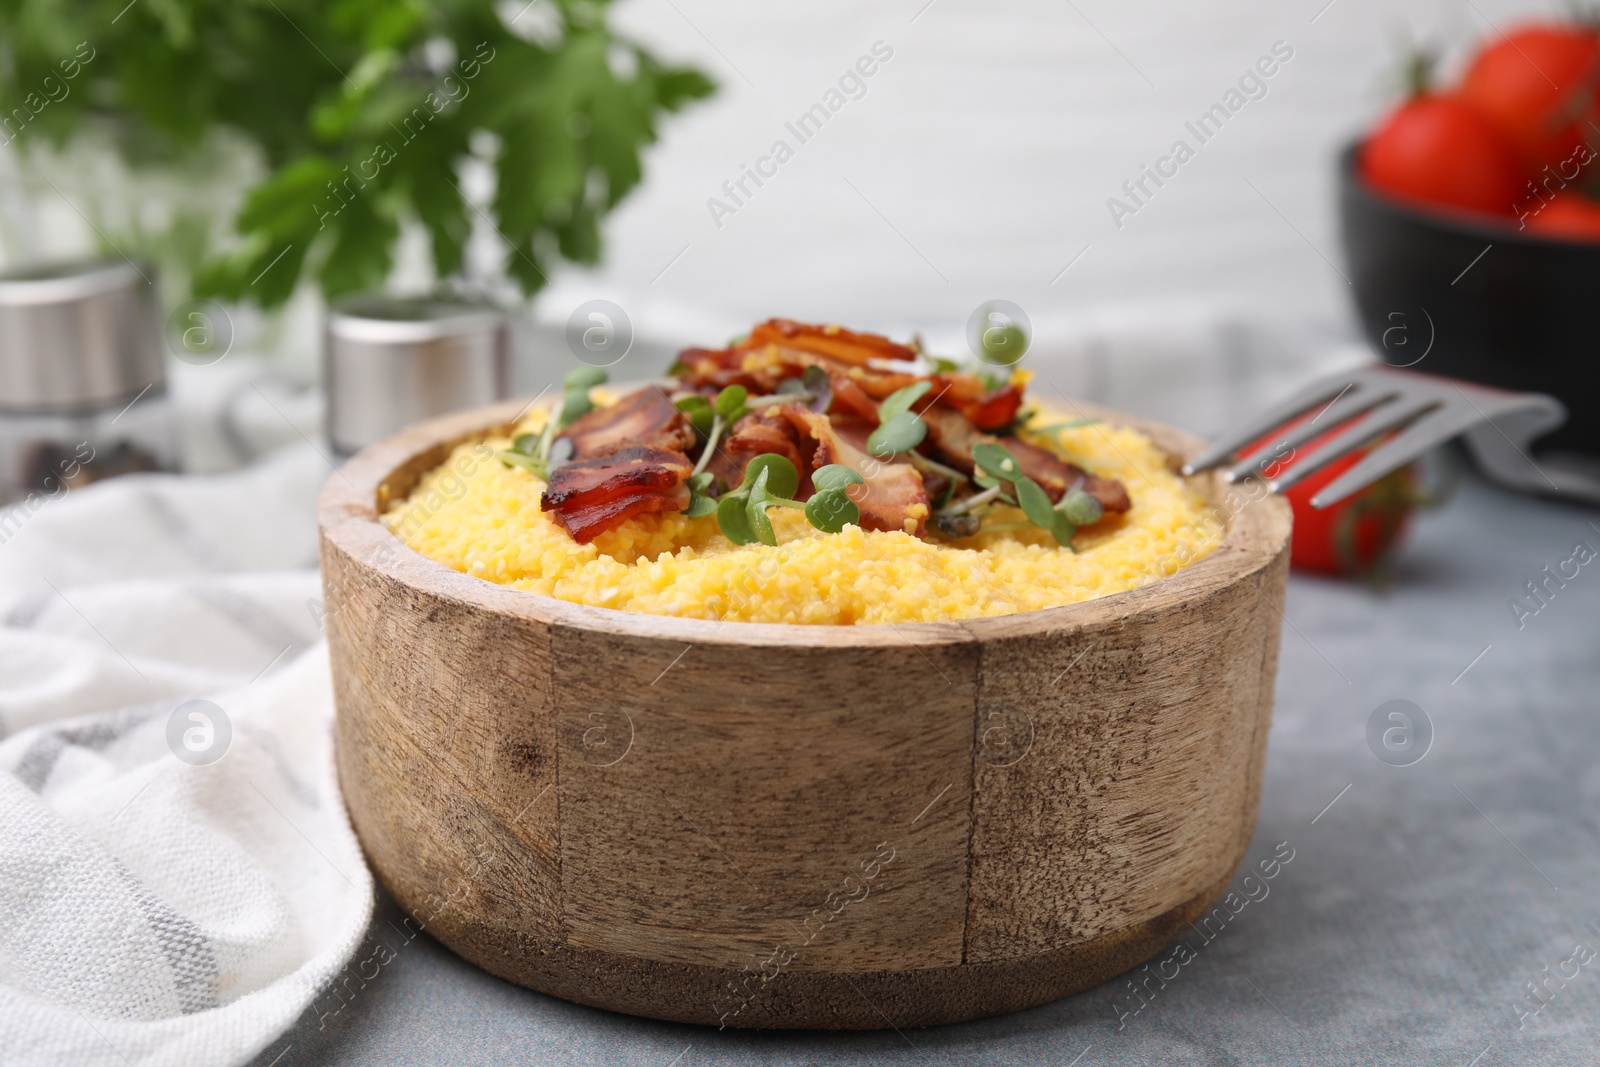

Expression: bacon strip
xmin=739 ymin=319 xmax=918 ymax=367
xmin=557 ymin=386 xmax=694 ymax=458
xmin=928 ymin=375 xmax=1023 ymax=431
xmin=821 ymin=366 xmax=882 ymax=424
xmin=921 ymin=406 xmax=1129 ymax=515
xmin=723 ymin=413 xmax=807 ymax=479
xmin=540 ymin=445 xmax=693 ymax=542
xmin=674 ymin=347 xmax=768 ymax=393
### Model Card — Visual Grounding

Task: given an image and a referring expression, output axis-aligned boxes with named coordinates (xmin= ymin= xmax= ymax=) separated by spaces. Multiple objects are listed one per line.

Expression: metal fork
xmin=1182 ymin=364 xmax=1600 ymax=508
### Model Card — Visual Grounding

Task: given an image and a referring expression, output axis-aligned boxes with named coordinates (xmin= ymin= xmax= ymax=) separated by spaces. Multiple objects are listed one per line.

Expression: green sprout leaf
xmin=1057 ymin=487 xmax=1105 ymax=527
xmin=936 ymin=513 xmax=983 ymax=538
xmin=717 ymin=493 xmax=757 ymax=545
xmin=744 ymin=467 xmax=778 ymax=546
xmin=1030 ymin=418 xmax=1100 ymax=434
xmin=675 ymin=395 xmax=714 ymax=437
xmin=971 ymin=442 xmax=1023 ymax=481
xmin=738 ymin=453 xmax=799 ymax=501
xmin=802 ymin=365 xmax=832 ymax=413
xmin=931 ymin=356 xmax=963 ymax=374
xmin=805 ymin=489 xmax=860 ymax=533
xmin=1051 ymin=512 xmax=1079 ymax=549
xmin=878 ymin=381 xmax=931 ymax=422
xmin=1015 ymin=476 xmax=1056 ymax=529
xmin=510 ymin=432 xmax=541 ymax=457
xmin=559 ymin=387 xmax=594 ymax=427
xmin=548 ymin=437 xmax=574 ymax=468
xmin=714 ymin=384 xmax=749 ymax=421
xmin=811 ymin=464 xmax=864 ymax=493
xmin=496 ymin=450 xmax=546 ymax=475
xmin=682 ymin=469 xmax=717 ymax=517
xmin=867 ymin=411 xmax=927 ymax=457
xmin=564 ymin=366 xmax=608 ymax=390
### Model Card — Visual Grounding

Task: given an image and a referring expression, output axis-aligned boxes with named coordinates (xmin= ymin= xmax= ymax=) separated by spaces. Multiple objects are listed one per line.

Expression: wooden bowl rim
xmin=317 ymin=391 xmax=1291 ymax=648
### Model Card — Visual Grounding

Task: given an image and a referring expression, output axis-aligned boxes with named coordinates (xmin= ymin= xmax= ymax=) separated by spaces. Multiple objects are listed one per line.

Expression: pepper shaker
xmin=325 ymin=295 xmax=510 ymax=457
xmin=0 ymin=259 xmax=175 ymax=507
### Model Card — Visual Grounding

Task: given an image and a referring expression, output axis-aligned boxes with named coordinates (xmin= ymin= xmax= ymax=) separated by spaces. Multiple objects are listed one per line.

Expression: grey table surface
xmin=253 ymin=471 xmax=1600 ymax=1067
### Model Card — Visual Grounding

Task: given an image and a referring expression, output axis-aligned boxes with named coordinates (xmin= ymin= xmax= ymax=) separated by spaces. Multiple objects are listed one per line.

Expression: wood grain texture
xmin=317 ymin=393 xmax=1291 ymax=1029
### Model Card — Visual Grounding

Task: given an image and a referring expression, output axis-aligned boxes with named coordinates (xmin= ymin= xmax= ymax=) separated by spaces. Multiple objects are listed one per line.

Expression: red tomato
xmin=1523 ymin=190 xmax=1600 ymax=239
xmin=1360 ymin=94 xmax=1525 ymax=216
xmin=1247 ymin=428 xmax=1417 ymax=579
xmin=1282 ymin=452 xmax=1416 ymax=578
xmin=1461 ymin=22 xmax=1600 ymax=168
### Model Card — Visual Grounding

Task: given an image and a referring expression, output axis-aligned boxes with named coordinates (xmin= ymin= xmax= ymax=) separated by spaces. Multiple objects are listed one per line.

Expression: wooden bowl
xmin=317 ymin=395 xmax=1291 ymax=1030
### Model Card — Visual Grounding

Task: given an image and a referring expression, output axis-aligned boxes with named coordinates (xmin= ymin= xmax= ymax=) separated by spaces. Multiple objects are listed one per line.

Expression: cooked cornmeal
xmin=382 ymin=403 xmax=1222 ymax=625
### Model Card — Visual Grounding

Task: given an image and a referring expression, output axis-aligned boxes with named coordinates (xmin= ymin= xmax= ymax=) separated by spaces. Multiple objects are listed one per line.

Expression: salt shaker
xmin=325 ymin=294 xmax=510 ymax=457
xmin=0 ymin=259 xmax=175 ymax=507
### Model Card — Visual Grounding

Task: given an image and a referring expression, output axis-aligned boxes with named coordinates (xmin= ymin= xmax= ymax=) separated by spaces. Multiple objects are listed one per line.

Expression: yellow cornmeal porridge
xmin=382 ymin=405 xmax=1222 ymax=625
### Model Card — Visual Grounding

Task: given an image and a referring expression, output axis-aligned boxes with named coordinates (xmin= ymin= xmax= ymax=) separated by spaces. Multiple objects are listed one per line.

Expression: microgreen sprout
xmin=1058 ymin=485 xmax=1104 ymax=527
xmin=683 ymin=471 xmax=718 ymax=517
xmin=802 ymin=365 xmax=832 ymax=413
xmin=866 ymin=382 xmax=931 ymax=458
xmin=495 ymin=368 xmax=609 ymax=479
xmin=680 ymin=384 xmax=752 ymax=478
xmin=704 ymin=454 xmax=864 ymax=545
xmin=805 ymin=464 xmax=863 ymax=533
xmin=934 ymin=441 xmax=1101 ymax=549
xmin=1028 ymin=417 xmax=1100 ymax=435
xmin=560 ymin=365 xmax=608 ymax=427
xmin=745 ymin=366 xmax=833 ymax=412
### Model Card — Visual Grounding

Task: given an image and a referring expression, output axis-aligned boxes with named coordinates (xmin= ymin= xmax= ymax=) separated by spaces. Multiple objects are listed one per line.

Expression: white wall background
xmin=549 ymin=0 xmax=1531 ymax=342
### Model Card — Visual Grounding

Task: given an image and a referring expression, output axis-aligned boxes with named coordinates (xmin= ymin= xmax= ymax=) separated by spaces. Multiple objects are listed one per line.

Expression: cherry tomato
xmin=1281 ymin=452 xmax=1416 ymax=578
xmin=1460 ymin=22 xmax=1600 ymax=169
xmin=1246 ymin=428 xmax=1419 ymax=579
xmin=1360 ymin=94 xmax=1525 ymax=216
xmin=1523 ymin=189 xmax=1600 ymax=240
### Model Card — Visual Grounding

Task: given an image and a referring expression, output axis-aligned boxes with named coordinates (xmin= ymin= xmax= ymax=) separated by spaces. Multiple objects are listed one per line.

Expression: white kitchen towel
xmin=0 ymin=443 xmax=372 ymax=1067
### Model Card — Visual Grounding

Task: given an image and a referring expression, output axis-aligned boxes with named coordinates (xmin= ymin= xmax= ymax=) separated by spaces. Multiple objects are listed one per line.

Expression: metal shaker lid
xmin=0 ymin=259 xmax=165 ymax=412
xmin=325 ymin=294 xmax=510 ymax=456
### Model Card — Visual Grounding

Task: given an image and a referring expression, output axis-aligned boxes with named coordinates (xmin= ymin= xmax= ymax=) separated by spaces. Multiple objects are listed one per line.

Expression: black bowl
xmin=1338 ymin=143 xmax=1599 ymax=456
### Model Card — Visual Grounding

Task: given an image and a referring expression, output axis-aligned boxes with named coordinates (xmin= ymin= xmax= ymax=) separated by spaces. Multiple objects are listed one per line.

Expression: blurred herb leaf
xmin=0 ymin=0 xmax=715 ymax=307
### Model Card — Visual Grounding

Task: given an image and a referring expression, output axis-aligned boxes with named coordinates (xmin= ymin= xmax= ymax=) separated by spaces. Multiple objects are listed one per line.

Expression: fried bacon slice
xmin=673 ymin=347 xmax=768 ymax=393
xmin=726 ymin=404 xmax=930 ymax=536
xmin=557 ymin=386 xmax=694 ymax=458
xmin=820 ymin=365 xmax=882 ymax=423
xmin=740 ymin=319 xmax=919 ymax=367
xmin=920 ymin=406 xmax=1130 ymax=515
xmin=928 ymin=374 xmax=1024 ymax=431
xmin=540 ymin=445 xmax=693 ymax=543
xmin=722 ymin=410 xmax=807 ymax=478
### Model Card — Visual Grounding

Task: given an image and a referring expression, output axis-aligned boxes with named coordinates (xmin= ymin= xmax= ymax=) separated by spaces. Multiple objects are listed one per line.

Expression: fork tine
xmin=1308 ymin=404 xmax=1484 ymax=508
xmin=1269 ymin=397 xmax=1441 ymax=494
xmin=1183 ymin=372 xmax=1381 ymax=475
xmin=1224 ymin=387 xmax=1393 ymax=483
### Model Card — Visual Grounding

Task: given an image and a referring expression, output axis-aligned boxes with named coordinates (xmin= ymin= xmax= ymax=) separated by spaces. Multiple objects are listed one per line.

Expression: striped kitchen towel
xmin=0 ymin=443 xmax=373 ymax=1066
